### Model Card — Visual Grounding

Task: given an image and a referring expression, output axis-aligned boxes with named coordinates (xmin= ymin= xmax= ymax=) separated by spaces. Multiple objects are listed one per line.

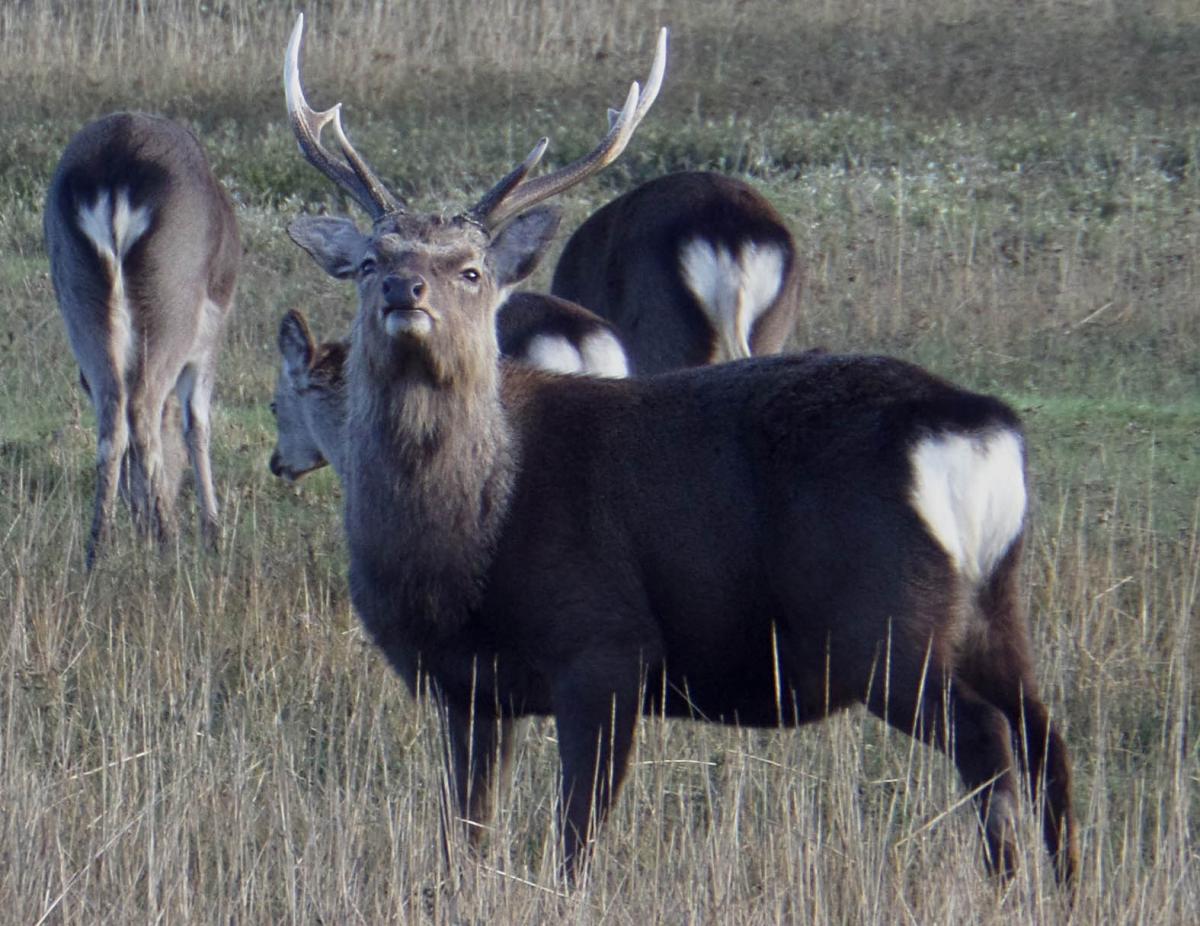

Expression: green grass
xmin=2 ymin=1 xmax=1199 ymax=922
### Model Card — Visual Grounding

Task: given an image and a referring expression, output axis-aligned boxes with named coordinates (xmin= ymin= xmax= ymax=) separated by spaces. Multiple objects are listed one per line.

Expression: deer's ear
xmin=278 ymin=310 xmax=315 ymax=383
xmin=489 ymin=206 xmax=562 ymax=287
xmin=287 ymin=216 xmax=368 ymax=279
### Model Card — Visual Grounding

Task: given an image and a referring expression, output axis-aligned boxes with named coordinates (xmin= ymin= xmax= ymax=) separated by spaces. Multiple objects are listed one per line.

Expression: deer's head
xmin=283 ymin=14 xmax=665 ymax=387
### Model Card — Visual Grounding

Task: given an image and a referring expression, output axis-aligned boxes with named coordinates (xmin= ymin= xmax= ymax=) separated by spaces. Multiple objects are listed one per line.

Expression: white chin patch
xmin=384 ymin=310 xmax=432 ymax=339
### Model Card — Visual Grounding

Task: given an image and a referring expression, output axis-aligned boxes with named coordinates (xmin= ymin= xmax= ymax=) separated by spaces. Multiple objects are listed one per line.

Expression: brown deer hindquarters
xmin=495 ymin=292 xmax=628 ymax=378
xmin=551 ymin=171 xmax=802 ymax=374
xmin=44 ymin=112 xmax=239 ymax=567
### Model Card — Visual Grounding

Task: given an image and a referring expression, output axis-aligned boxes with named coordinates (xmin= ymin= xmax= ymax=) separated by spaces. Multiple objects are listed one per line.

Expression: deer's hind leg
xmin=83 ymin=367 xmax=129 ymax=569
xmin=125 ymin=366 xmax=180 ymax=548
xmin=961 ymin=543 xmax=1079 ymax=887
xmin=868 ymin=643 xmax=1023 ymax=881
xmin=177 ymin=348 xmax=221 ymax=547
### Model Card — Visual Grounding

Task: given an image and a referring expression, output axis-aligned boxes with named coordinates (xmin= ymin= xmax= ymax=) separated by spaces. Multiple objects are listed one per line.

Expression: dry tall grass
xmin=4 ymin=0 xmax=1200 ymax=122
xmin=2 ymin=1 xmax=1198 ymax=923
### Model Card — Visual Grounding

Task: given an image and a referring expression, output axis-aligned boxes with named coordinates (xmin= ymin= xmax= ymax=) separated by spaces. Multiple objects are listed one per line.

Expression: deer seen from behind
xmin=269 ymin=292 xmax=628 ymax=482
xmin=282 ymin=14 xmax=1076 ymax=888
xmin=551 ymin=170 xmax=802 ymax=374
xmin=494 ymin=291 xmax=628 ymax=378
xmin=45 ymin=112 xmax=240 ymax=567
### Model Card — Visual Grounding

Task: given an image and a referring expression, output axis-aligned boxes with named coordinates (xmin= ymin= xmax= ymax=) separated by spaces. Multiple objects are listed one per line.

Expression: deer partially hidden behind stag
xmin=45 ymin=112 xmax=240 ymax=567
xmin=552 ymin=170 xmax=802 ymax=374
xmin=269 ymin=292 xmax=628 ymax=483
xmin=282 ymin=14 xmax=1077 ymax=887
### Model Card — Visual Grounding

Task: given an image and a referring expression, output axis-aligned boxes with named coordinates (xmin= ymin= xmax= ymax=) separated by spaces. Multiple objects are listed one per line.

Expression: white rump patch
xmin=679 ymin=238 xmax=786 ymax=362
xmin=909 ymin=429 xmax=1027 ymax=584
xmin=579 ymin=331 xmax=629 ymax=378
xmin=77 ymin=188 xmax=152 ymax=264
xmin=523 ymin=334 xmax=584 ymax=375
xmin=77 ymin=189 xmax=152 ymax=380
xmin=77 ymin=191 xmax=116 ymax=261
xmin=112 ymin=190 xmax=153 ymax=260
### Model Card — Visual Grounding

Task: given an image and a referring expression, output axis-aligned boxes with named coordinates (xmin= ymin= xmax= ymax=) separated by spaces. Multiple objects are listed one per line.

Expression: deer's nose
xmin=382 ymin=274 xmax=426 ymax=308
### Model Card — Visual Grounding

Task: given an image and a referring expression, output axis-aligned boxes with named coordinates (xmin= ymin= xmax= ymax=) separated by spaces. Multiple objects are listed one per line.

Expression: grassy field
xmin=1 ymin=1 xmax=1198 ymax=922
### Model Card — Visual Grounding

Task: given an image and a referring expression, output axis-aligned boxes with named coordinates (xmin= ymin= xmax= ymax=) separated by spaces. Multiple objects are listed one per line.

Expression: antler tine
xmin=632 ymin=26 xmax=669 ymax=126
xmin=284 ymin=14 xmax=402 ymax=220
xmin=466 ymin=137 xmax=549 ymax=225
xmin=470 ymin=27 xmax=668 ymax=230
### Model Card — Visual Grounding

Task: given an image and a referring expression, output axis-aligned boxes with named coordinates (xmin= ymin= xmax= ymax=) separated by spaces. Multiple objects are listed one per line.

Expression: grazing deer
xmin=269 ymin=309 xmax=349 ymax=483
xmin=551 ymin=170 xmax=802 ymax=374
xmin=45 ymin=112 xmax=240 ymax=567
xmin=283 ymin=15 xmax=1076 ymax=886
xmin=269 ymin=293 xmax=627 ymax=481
xmin=495 ymin=292 xmax=628 ymax=378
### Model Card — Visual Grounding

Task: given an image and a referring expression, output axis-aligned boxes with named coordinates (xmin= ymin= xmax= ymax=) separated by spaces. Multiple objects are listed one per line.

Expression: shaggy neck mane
xmin=343 ymin=335 xmax=516 ymax=644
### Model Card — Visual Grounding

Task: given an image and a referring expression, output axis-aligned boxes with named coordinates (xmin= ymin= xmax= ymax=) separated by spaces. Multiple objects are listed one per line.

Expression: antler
xmin=466 ymin=27 xmax=668 ymax=230
xmin=284 ymin=14 xmax=403 ymax=220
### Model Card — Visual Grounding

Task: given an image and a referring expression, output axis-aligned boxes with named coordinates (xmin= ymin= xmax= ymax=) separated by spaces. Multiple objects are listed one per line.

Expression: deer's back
xmin=483 ymin=353 xmax=1021 ymax=718
xmin=44 ymin=113 xmax=239 ymax=356
xmin=551 ymin=172 xmax=801 ymax=372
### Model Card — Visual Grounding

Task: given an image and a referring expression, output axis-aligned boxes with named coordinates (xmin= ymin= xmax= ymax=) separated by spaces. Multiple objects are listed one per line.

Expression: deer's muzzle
xmin=383 ymin=307 xmax=433 ymax=339
xmin=381 ymin=274 xmax=434 ymax=339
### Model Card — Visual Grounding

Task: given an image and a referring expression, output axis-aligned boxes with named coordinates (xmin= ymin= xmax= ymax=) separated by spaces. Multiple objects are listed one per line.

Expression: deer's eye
xmin=461 ymin=267 xmax=481 ymax=283
xmin=359 ymin=256 xmax=377 ymax=276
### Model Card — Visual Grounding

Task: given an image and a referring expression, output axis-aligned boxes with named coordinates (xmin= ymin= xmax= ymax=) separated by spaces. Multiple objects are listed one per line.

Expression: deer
xmin=551 ymin=170 xmax=802 ymax=374
xmin=495 ymin=291 xmax=629 ymax=379
xmin=282 ymin=14 xmax=1077 ymax=888
xmin=44 ymin=112 xmax=240 ymax=568
xmin=269 ymin=292 xmax=628 ymax=482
